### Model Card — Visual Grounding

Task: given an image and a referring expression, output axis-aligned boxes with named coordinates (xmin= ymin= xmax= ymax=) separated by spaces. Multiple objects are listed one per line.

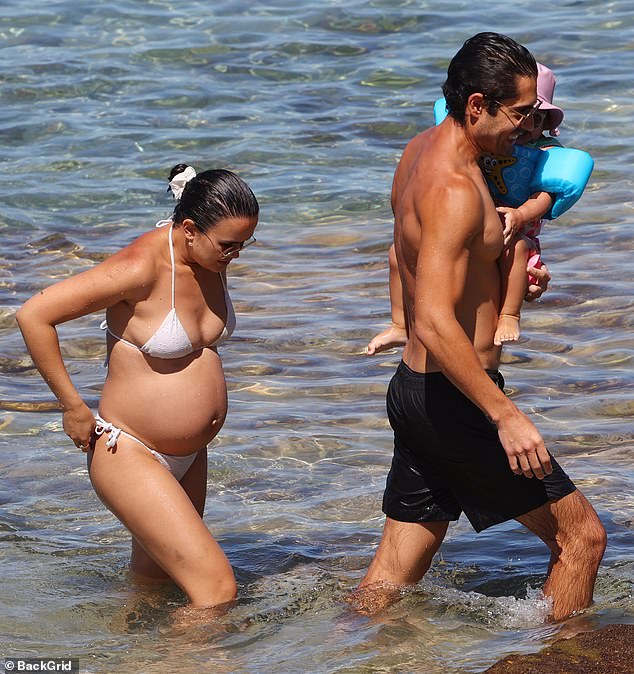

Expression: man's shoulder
xmin=398 ymin=127 xmax=434 ymax=166
xmin=395 ymin=126 xmax=486 ymax=219
xmin=422 ymin=171 xmax=485 ymax=226
xmin=408 ymin=152 xmax=483 ymax=202
xmin=400 ymin=127 xmax=478 ymax=183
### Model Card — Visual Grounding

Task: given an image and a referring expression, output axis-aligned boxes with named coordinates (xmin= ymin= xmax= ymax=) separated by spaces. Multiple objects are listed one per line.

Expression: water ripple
xmin=1 ymin=2 xmax=633 ymax=673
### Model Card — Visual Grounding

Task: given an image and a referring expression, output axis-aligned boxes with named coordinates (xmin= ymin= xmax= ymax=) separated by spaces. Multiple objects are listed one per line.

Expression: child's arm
xmin=497 ymin=191 xmax=554 ymax=245
xmin=366 ymin=244 xmax=408 ymax=355
xmin=498 ymin=140 xmax=566 ymax=243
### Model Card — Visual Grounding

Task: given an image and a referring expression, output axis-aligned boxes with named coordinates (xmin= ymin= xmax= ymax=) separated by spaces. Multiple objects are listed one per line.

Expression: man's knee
xmin=577 ymin=511 xmax=607 ymax=564
xmin=557 ymin=494 xmax=606 ymax=565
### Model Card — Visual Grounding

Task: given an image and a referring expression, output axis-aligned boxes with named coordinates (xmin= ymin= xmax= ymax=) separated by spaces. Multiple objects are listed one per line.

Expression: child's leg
xmin=495 ymin=236 xmax=530 ymax=346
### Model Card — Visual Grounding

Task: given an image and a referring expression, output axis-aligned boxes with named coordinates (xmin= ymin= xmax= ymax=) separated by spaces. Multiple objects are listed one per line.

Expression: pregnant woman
xmin=17 ymin=165 xmax=259 ymax=609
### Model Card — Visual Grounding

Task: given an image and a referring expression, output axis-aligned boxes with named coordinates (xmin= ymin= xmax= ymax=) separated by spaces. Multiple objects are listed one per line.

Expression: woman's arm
xmin=16 ymin=243 xmax=151 ymax=450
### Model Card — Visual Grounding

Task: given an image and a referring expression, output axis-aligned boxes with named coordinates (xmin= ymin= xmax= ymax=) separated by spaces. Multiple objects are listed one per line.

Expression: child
xmin=367 ymin=64 xmax=566 ymax=355
xmin=494 ymin=63 xmax=564 ymax=345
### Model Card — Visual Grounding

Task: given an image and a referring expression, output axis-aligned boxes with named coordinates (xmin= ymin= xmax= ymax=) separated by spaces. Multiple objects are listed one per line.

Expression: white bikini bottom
xmin=94 ymin=415 xmax=199 ymax=481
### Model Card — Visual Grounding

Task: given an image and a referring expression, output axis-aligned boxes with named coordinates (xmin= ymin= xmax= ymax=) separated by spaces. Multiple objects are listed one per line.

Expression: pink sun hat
xmin=537 ymin=63 xmax=565 ymax=137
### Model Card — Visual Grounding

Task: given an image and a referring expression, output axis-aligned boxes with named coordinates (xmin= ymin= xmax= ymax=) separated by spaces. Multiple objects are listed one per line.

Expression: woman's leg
xmin=88 ymin=437 xmax=237 ymax=608
xmin=129 ymin=448 xmax=209 ymax=581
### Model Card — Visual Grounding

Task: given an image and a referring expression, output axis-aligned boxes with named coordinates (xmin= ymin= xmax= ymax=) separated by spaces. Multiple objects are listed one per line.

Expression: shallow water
xmin=1 ymin=1 xmax=633 ymax=672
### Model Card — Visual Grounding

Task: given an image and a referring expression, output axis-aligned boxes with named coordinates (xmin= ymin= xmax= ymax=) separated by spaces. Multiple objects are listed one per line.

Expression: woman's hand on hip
xmin=63 ymin=402 xmax=96 ymax=452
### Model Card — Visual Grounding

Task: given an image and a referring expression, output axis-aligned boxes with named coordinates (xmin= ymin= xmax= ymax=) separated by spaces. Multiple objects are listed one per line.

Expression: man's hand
xmin=525 ymin=262 xmax=551 ymax=302
xmin=496 ymin=407 xmax=553 ymax=479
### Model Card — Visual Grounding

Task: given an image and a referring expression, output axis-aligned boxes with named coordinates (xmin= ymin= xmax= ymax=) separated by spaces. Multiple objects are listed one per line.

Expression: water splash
xmin=418 ymin=579 xmax=553 ymax=629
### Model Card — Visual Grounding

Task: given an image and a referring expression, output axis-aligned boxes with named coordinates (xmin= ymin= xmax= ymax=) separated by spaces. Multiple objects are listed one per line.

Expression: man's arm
xmin=413 ymin=180 xmax=552 ymax=479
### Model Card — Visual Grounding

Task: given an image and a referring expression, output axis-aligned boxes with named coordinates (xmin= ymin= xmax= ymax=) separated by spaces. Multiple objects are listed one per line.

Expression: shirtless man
xmin=358 ymin=33 xmax=606 ymax=621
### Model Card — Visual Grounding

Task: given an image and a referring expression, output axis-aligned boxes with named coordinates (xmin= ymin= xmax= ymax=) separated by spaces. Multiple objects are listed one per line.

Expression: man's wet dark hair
xmin=442 ymin=32 xmax=537 ymax=125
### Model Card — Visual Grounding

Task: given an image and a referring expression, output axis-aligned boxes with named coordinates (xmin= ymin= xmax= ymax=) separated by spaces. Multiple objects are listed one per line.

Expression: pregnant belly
xmin=99 ymin=347 xmax=228 ymax=454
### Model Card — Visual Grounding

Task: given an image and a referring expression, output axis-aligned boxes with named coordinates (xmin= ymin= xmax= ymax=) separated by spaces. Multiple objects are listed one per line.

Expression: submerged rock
xmin=484 ymin=624 xmax=634 ymax=674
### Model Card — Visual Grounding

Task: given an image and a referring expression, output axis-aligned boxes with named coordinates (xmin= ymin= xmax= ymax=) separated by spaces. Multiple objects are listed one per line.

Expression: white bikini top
xmin=101 ymin=222 xmax=235 ymax=360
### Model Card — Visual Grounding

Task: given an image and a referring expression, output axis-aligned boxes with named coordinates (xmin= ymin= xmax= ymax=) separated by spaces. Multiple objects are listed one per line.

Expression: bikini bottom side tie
xmin=93 ymin=415 xmax=199 ymax=480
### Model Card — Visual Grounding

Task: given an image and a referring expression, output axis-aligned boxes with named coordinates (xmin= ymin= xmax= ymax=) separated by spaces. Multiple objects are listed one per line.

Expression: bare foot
xmin=547 ymin=612 xmax=596 ymax=639
xmin=169 ymin=601 xmax=234 ymax=634
xmin=494 ymin=314 xmax=520 ymax=346
xmin=346 ymin=581 xmax=403 ymax=616
xmin=366 ymin=325 xmax=407 ymax=355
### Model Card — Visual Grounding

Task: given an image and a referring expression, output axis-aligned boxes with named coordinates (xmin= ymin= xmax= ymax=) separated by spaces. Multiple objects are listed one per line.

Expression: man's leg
xmin=350 ymin=518 xmax=448 ymax=614
xmin=516 ymin=489 xmax=606 ymax=621
xmin=361 ymin=518 xmax=449 ymax=586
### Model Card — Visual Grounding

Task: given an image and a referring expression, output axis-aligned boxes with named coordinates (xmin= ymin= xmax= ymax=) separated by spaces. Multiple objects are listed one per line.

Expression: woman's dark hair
xmin=442 ymin=32 xmax=537 ymax=125
xmin=168 ymin=164 xmax=259 ymax=232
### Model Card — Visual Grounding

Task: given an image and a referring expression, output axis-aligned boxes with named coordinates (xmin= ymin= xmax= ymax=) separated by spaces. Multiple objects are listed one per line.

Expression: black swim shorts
xmin=382 ymin=361 xmax=576 ymax=532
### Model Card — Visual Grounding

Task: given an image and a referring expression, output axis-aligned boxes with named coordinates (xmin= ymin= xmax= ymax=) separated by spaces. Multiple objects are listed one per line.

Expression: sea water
xmin=1 ymin=1 xmax=632 ymax=672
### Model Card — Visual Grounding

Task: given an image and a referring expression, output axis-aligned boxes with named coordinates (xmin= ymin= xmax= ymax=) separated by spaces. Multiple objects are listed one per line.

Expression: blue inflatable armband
xmin=528 ymin=146 xmax=594 ymax=218
xmin=433 ymin=97 xmax=594 ymax=219
xmin=434 ymin=98 xmax=449 ymax=125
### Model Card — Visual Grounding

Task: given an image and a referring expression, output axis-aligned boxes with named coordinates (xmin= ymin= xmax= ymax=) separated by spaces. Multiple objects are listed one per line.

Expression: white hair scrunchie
xmin=168 ymin=165 xmax=196 ymax=200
